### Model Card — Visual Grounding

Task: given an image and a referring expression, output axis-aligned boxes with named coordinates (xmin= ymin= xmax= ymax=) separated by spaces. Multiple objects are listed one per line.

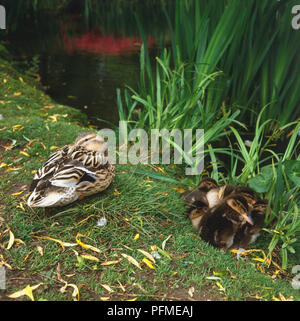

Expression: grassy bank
xmin=0 ymin=53 xmax=299 ymax=301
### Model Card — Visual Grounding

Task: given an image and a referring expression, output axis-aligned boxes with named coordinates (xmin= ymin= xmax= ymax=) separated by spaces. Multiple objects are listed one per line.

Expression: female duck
xmin=27 ymin=132 xmax=115 ymax=207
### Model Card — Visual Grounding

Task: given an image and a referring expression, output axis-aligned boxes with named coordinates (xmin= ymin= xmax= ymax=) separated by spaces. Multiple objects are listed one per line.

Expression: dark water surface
xmin=3 ymin=3 xmax=173 ymax=128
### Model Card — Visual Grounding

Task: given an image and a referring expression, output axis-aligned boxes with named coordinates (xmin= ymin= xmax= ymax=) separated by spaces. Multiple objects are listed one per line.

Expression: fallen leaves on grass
xmin=80 ymin=254 xmax=100 ymax=262
xmin=173 ymin=187 xmax=186 ymax=193
xmin=272 ymin=293 xmax=294 ymax=301
xmin=33 ymin=235 xmax=77 ymax=251
xmin=101 ymin=259 xmax=122 ymax=266
xmin=121 ymin=253 xmax=142 ymax=270
xmin=142 ymin=257 xmax=155 ymax=269
xmin=0 ymin=254 xmax=13 ymax=269
xmin=8 ymin=283 xmax=43 ymax=301
xmin=57 ymin=263 xmax=79 ymax=301
xmin=11 ymin=191 xmax=23 ymax=196
xmin=12 ymin=124 xmax=24 ymax=132
xmin=19 ymin=151 xmax=30 ymax=157
xmin=101 ymin=284 xmax=114 ymax=293
xmin=75 ymin=233 xmax=101 ymax=253
xmin=36 ymin=246 xmax=44 ymax=256
xmin=137 ymin=249 xmax=156 ymax=263
xmin=6 ymin=229 xmax=15 ymax=250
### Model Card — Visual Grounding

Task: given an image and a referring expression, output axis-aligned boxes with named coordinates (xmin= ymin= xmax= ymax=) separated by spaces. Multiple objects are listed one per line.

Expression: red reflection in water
xmin=60 ymin=22 xmax=154 ymax=55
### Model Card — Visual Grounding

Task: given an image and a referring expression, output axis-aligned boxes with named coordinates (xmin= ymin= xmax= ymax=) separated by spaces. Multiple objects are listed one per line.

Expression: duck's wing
xmin=29 ymin=145 xmax=70 ymax=191
xmin=49 ymin=161 xmax=97 ymax=188
xmin=68 ymin=146 xmax=110 ymax=169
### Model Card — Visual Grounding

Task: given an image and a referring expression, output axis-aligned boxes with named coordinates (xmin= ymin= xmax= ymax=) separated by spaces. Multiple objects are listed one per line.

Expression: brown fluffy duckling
xmin=198 ymin=195 xmax=253 ymax=250
xmin=189 ymin=205 xmax=209 ymax=230
xmin=180 ymin=177 xmax=219 ymax=211
xmin=230 ymin=199 xmax=269 ymax=249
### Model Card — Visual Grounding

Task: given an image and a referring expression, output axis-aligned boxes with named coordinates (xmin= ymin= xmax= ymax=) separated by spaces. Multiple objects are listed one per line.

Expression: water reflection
xmin=2 ymin=1 xmax=174 ymax=128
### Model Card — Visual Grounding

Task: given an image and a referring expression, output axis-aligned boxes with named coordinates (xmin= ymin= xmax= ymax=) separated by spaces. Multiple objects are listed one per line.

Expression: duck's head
xmin=235 ymin=186 xmax=257 ymax=206
xmin=75 ymin=132 xmax=107 ymax=153
xmin=226 ymin=195 xmax=253 ymax=225
xmin=197 ymin=177 xmax=218 ymax=193
xmin=252 ymin=199 xmax=270 ymax=215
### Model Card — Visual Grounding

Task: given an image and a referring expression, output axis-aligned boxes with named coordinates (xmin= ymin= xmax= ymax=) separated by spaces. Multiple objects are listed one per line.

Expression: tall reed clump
xmin=165 ymin=0 xmax=300 ymax=128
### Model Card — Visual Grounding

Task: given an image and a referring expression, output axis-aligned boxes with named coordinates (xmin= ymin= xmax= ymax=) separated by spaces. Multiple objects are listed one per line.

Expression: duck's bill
xmin=241 ymin=212 xmax=254 ymax=225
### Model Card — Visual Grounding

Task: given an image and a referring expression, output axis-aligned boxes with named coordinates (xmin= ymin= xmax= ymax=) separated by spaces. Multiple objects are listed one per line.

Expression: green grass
xmin=0 ymin=55 xmax=300 ymax=301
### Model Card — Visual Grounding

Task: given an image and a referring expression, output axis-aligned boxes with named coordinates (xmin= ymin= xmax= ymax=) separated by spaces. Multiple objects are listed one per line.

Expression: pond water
xmin=3 ymin=2 xmax=174 ymax=128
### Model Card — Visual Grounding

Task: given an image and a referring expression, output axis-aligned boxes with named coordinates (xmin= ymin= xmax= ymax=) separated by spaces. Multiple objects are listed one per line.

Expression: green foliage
xmin=164 ymin=0 xmax=300 ymax=127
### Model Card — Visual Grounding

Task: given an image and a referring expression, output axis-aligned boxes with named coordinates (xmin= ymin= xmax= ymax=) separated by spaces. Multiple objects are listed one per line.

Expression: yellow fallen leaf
xmin=50 ymin=145 xmax=59 ymax=150
xmin=156 ymin=166 xmax=166 ymax=174
xmin=5 ymin=167 xmax=21 ymax=172
xmin=173 ymin=187 xmax=186 ymax=193
xmin=20 ymin=151 xmax=30 ymax=157
xmin=14 ymin=238 xmax=25 ymax=245
xmin=8 ymin=283 xmax=43 ymax=301
xmin=150 ymin=245 xmax=157 ymax=252
xmin=12 ymin=124 xmax=24 ymax=132
xmin=101 ymin=259 xmax=121 ymax=266
xmin=101 ymin=284 xmax=114 ymax=293
xmin=0 ymin=254 xmax=13 ymax=269
xmin=121 ymin=253 xmax=142 ymax=270
xmin=6 ymin=230 xmax=15 ymax=250
xmin=133 ymin=233 xmax=139 ymax=240
xmin=142 ymin=257 xmax=155 ymax=269
xmin=188 ymin=286 xmax=195 ymax=298
xmin=100 ymin=297 xmax=110 ymax=301
xmin=118 ymin=280 xmax=126 ymax=292
xmin=114 ymin=189 xmax=121 ymax=195
xmin=137 ymin=249 xmax=156 ymax=263
xmin=16 ymin=203 xmax=25 ymax=211
xmin=33 ymin=235 xmax=77 ymax=251
xmin=57 ymin=263 xmax=79 ymax=301
xmin=23 ymin=250 xmax=33 ymax=262
xmin=80 ymin=254 xmax=99 ymax=262
xmin=76 ymin=233 xmax=101 ymax=253
xmin=60 ymin=283 xmax=79 ymax=301
xmin=14 ymin=92 xmax=22 ymax=96
xmin=0 ymin=162 xmax=7 ymax=168
xmin=252 ymin=257 xmax=265 ymax=263
xmin=37 ymin=246 xmax=44 ymax=256
xmin=127 ymin=297 xmax=138 ymax=301
xmin=19 ymin=77 xmax=24 ymax=83
xmin=11 ymin=191 xmax=23 ymax=196
xmin=216 ymin=281 xmax=225 ymax=291
xmin=3 ymin=78 xmax=7 ymax=83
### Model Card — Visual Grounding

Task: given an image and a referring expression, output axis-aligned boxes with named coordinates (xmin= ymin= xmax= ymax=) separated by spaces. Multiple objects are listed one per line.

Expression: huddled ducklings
xmin=199 ymin=194 xmax=253 ymax=250
xmin=181 ymin=177 xmax=269 ymax=250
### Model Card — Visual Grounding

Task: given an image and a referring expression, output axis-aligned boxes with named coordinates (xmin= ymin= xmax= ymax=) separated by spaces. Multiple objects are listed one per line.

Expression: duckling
xmin=180 ymin=177 xmax=218 ymax=211
xmin=230 ymin=199 xmax=269 ymax=249
xmin=188 ymin=202 xmax=209 ymax=230
xmin=27 ymin=132 xmax=115 ymax=207
xmin=198 ymin=195 xmax=253 ymax=250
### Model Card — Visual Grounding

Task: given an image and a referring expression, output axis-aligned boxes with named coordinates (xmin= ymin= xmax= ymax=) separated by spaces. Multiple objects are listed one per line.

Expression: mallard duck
xmin=230 ymin=199 xmax=269 ymax=249
xmin=198 ymin=195 xmax=253 ymax=250
xmin=27 ymin=132 xmax=115 ymax=207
